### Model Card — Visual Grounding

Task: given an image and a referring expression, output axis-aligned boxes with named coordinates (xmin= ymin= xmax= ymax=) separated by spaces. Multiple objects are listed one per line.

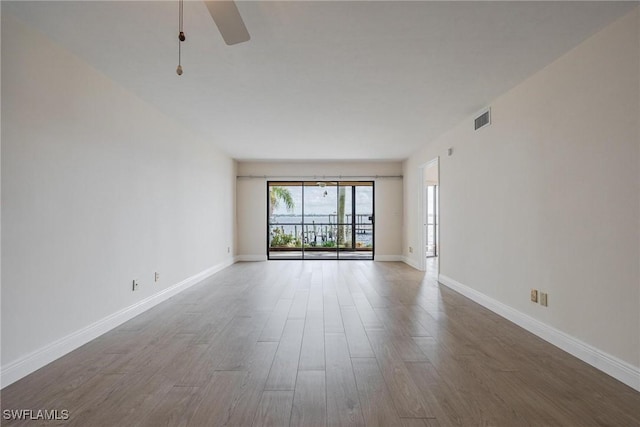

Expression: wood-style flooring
xmin=2 ymin=260 xmax=639 ymax=426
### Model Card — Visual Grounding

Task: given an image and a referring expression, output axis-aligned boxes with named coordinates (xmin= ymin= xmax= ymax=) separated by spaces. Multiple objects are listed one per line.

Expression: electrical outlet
xmin=227 ymin=247 xmax=230 ymax=253
xmin=154 ymin=272 xmax=160 ymax=282
xmin=540 ymin=292 xmax=548 ymax=307
xmin=530 ymin=289 xmax=538 ymax=303
xmin=409 ymin=246 xmax=413 ymax=253
xmin=132 ymin=280 xmax=139 ymax=291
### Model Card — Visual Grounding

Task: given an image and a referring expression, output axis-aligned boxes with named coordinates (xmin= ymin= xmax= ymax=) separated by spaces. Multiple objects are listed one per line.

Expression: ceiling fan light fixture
xmin=176 ymin=0 xmax=185 ymax=76
xmin=204 ymin=1 xmax=251 ymax=46
xmin=173 ymin=0 xmax=249 ymax=75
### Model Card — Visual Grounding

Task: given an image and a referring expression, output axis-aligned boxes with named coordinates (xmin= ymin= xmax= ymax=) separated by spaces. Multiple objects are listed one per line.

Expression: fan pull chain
xmin=177 ymin=0 xmax=185 ymax=75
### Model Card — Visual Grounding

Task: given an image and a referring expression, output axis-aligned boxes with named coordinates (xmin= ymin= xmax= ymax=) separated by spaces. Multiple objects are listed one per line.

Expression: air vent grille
xmin=474 ymin=109 xmax=491 ymax=130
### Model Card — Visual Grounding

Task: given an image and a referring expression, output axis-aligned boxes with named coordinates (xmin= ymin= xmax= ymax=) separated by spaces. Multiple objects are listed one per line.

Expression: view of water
xmin=271 ymin=214 xmax=372 ymax=225
xmin=271 ymin=214 xmax=373 ymax=246
xmin=269 ymin=184 xmax=374 ymax=248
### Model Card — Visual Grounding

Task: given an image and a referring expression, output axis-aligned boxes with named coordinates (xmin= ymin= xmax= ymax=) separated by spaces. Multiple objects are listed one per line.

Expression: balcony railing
xmin=269 ymin=214 xmax=373 ymax=252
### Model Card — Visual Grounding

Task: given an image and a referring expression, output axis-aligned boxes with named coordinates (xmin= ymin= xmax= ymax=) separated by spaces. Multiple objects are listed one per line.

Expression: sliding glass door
xmin=268 ymin=181 xmax=374 ymax=260
xmin=268 ymin=182 xmax=303 ymax=259
xmin=338 ymin=182 xmax=374 ymax=260
xmin=302 ymin=182 xmax=338 ymax=259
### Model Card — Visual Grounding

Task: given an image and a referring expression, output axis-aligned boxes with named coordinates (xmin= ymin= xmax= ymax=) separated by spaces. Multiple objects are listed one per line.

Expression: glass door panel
xmin=339 ymin=182 xmax=373 ymax=260
xmin=303 ymin=182 xmax=338 ymax=259
xmin=268 ymin=182 xmax=303 ymax=259
xmin=337 ymin=185 xmax=353 ymax=253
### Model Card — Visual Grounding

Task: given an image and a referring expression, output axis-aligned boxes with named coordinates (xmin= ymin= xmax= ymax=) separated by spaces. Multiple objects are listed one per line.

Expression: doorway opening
xmin=267 ymin=181 xmax=374 ymax=260
xmin=426 ymin=184 xmax=438 ymax=258
xmin=421 ymin=158 xmax=439 ymax=272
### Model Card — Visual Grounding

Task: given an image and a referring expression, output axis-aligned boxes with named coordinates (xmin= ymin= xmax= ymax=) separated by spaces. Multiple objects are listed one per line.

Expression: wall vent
xmin=474 ymin=108 xmax=491 ymax=130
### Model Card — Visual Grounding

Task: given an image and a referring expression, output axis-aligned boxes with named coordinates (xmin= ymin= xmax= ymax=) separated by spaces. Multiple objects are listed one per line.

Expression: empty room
xmin=1 ymin=1 xmax=639 ymax=426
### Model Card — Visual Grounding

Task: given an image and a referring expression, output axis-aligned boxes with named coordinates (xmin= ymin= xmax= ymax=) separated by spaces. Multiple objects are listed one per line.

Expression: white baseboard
xmin=402 ymin=255 xmax=423 ymax=271
xmin=438 ymin=274 xmax=640 ymax=392
xmin=235 ymin=255 xmax=267 ymax=262
xmin=375 ymin=255 xmax=404 ymax=262
xmin=0 ymin=258 xmax=235 ymax=389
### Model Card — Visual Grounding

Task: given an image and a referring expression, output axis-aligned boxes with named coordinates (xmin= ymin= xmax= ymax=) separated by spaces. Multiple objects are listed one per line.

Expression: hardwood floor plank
xmin=373 ymin=306 xmax=431 ymax=337
xmin=189 ymin=370 xmax=249 ymax=426
xmin=213 ymin=313 xmax=270 ymax=371
xmin=367 ymin=330 xmax=427 ymax=362
xmin=190 ymin=305 xmax=237 ymax=345
xmin=323 ymin=281 xmax=345 ymax=334
xmin=325 ymin=333 xmax=366 ymax=427
xmin=265 ymin=319 xmax=305 ymax=390
xmin=253 ymin=390 xmax=295 ymax=427
xmin=334 ymin=270 xmax=356 ymax=307
xmin=351 ymin=268 xmax=393 ymax=309
xmin=311 ymin=265 xmax=323 ymax=289
xmin=307 ymin=278 xmax=324 ymax=317
xmin=352 ymin=294 xmax=385 ymax=330
xmin=186 ymin=342 xmax=278 ymax=426
xmin=402 ymin=419 xmax=431 ymax=427
xmin=351 ymin=358 xmax=403 ymax=426
xmin=298 ymin=315 xmax=326 ymax=371
xmin=366 ymin=331 xmax=429 ymax=418
xmin=279 ymin=267 xmax=301 ymax=300
xmin=297 ymin=272 xmax=326 ymax=371
xmin=0 ymin=353 xmax=121 ymax=413
xmin=340 ymin=306 xmax=375 ymax=358
xmin=290 ymin=370 xmax=327 ymax=427
xmin=80 ymin=372 xmax=174 ymax=426
xmin=140 ymin=386 xmax=203 ymax=427
xmin=259 ymin=298 xmax=294 ymax=342
xmin=412 ymin=333 xmax=477 ymax=368
xmin=288 ymin=289 xmax=310 ymax=319
xmin=26 ymin=372 xmax=127 ymax=427
xmin=162 ymin=343 xmax=216 ymax=387
xmin=404 ymin=361 xmax=472 ymax=426
xmin=401 ymin=304 xmax=441 ymax=337
xmin=223 ymin=341 xmax=280 ymax=426
xmin=101 ymin=332 xmax=196 ymax=375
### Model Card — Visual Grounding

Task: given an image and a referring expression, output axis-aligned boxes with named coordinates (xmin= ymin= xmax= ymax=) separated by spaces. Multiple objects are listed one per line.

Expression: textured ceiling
xmin=3 ymin=1 xmax=636 ymax=160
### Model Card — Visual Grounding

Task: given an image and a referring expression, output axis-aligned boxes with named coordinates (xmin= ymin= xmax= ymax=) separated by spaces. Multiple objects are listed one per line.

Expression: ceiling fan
xmin=204 ymin=0 xmax=251 ymax=46
xmin=176 ymin=0 xmax=250 ymax=75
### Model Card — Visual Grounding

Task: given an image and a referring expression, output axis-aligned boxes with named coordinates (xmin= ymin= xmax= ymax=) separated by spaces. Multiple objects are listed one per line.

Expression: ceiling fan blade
xmin=204 ymin=1 xmax=250 ymax=45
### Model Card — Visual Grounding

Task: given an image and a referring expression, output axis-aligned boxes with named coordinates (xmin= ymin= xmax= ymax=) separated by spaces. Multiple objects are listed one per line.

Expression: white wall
xmin=404 ymin=7 xmax=639 ymax=387
xmin=1 ymin=14 xmax=235 ymax=386
xmin=237 ymin=161 xmax=403 ymax=260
